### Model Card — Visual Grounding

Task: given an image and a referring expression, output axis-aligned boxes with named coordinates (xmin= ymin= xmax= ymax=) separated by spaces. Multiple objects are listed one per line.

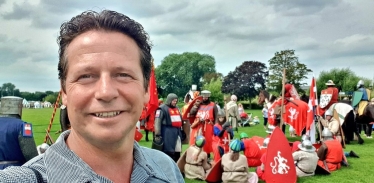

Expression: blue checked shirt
xmin=0 ymin=130 xmax=184 ymax=183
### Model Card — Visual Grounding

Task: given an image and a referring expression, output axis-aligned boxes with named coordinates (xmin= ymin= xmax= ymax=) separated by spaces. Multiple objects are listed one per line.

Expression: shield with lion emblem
xmin=319 ymin=89 xmax=333 ymax=108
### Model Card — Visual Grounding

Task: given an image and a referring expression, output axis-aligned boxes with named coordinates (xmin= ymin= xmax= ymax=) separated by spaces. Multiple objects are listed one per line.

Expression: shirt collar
xmin=45 ymin=130 xmax=170 ymax=182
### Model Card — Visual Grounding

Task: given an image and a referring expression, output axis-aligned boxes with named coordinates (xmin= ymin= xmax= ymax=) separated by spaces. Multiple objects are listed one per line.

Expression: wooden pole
xmin=44 ymin=90 xmax=62 ymax=143
xmin=280 ymin=69 xmax=286 ymax=128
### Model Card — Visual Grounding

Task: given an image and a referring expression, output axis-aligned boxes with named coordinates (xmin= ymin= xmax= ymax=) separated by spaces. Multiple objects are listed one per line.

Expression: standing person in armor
xmin=317 ymin=128 xmax=344 ymax=171
xmin=190 ymin=90 xmax=218 ymax=157
xmin=212 ymin=109 xmax=232 ymax=163
xmin=319 ymin=80 xmax=339 ymax=116
xmin=153 ymin=93 xmax=183 ymax=162
xmin=0 ymin=96 xmax=38 ymax=170
xmin=226 ymin=95 xmax=241 ymax=131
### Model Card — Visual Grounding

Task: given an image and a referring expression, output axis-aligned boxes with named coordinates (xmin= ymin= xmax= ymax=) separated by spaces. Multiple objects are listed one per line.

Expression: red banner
xmin=306 ymin=77 xmax=317 ymax=130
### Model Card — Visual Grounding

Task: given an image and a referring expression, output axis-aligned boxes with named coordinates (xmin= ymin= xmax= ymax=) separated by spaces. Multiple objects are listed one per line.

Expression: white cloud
xmin=0 ymin=0 xmax=373 ymax=92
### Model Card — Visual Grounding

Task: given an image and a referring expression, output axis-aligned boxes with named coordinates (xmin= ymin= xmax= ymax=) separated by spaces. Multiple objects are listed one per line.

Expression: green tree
xmin=317 ymin=68 xmax=372 ymax=93
xmin=202 ymin=78 xmax=224 ymax=105
xmin=1 ymin=82 xmax=16 ymax=96
xmin=155 ymin=52 xmax=216 ymax=98
xmin=268 ymin=50 xmax=312 ymax=93
xmin=44 ymin=94 xmax=58 ymax=104
xmin=202 ymin=72 xmax=223 ymax=85
xmin=222 ymin=61 xmax=268 ymax=101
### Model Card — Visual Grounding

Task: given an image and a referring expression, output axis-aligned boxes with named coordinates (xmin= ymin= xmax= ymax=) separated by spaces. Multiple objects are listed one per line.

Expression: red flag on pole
xmin=146 ymin=66 xmax=159 ymax=117
xmin=306 ymin=77 xmax=317 ymax=130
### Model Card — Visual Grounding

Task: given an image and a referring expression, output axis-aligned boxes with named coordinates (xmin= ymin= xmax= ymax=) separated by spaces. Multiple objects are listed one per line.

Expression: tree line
xmin=155 ymin=50 xmax=372 ymax=104
xmin=2 ymin=49 xmax=371 ymax=105
xmin=0 ymin=83 xmax=59 ymax=104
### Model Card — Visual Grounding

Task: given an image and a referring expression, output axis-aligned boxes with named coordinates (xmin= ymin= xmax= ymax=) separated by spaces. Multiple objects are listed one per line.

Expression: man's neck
xmin=66 ymin=130 xmax=134 ymax=182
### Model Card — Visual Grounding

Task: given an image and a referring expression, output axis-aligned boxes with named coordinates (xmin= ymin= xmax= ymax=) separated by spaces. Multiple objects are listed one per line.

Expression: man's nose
xmin=94 ymin=74 xmax=119 ymax=102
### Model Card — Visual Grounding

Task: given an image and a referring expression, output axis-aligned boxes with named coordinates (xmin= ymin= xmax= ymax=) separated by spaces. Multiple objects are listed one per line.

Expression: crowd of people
xmin=0 ymin=8 xmax=371 ymax=183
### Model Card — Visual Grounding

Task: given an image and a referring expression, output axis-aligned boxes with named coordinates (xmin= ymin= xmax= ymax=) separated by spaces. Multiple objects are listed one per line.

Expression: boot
xmin=349 ymin=151 xmax=359 ymax=158
xmin=341 ymin=161 xmax=349 ymax=167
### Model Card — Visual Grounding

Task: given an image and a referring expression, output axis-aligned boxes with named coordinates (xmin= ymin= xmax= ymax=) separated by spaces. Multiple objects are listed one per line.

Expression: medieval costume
xmin=355 ymin=80 xmax=372 ymax=140
xmin=292 ymin=139 xmax=318 ymax=177
xmin=317 ymin=128 xmax=344 ymax=171
xmin=222 ymin=139 xmax=258 ymax=183
xmin=189 ymin=90 xmax=218 ymax=155
xmin=152 ymin=93 xmax=183 ymax=162
xmin=256 ymin=138 xmax=269 ymax=181
xmin=0 ymin=96 xmax=38 ymax=170
xmin=318 ymin=110 xmax=342 ymax=143
xmin=226 ymin=95 xmax=241 ymax=131
xmin=184 ymin=136 xmax=212 ymax=180
xmin=239 ymin=132 xmax=262 ymax=167
xmin=212 ymin=110 xmax=232 ymax=163
xmin=318 ymin=80 xmax=339 ymax=116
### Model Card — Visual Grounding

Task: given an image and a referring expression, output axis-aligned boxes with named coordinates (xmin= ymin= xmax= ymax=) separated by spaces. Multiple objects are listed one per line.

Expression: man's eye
xmin=78 ymin=74 xmax=92 ymax=79
xmin=117 ymin=73 xmax=131 ymax=78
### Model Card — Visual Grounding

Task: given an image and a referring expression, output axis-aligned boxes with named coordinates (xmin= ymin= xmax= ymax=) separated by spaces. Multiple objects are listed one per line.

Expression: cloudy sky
xmin=0 ymin=0 xmax=373 ymax=92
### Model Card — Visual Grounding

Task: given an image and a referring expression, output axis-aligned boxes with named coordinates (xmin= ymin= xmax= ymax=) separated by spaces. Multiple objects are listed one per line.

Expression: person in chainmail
xmin=0 ymin=96 xmax=38 ymax=170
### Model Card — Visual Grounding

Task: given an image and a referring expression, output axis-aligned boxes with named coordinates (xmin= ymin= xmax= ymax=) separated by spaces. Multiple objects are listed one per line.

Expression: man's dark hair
xmin=57 ymin=10 xmax=152 ymax=91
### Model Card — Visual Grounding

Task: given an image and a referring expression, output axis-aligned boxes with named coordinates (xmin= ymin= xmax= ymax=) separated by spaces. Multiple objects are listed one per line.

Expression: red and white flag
xmin=306 ymin=77 xmax=318 ymax=130
xmin=306 ymin=77 xmax=318 ymax=143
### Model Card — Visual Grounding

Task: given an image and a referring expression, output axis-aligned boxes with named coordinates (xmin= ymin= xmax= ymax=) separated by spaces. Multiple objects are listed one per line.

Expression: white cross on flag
xmin=306 ymin=77 xmax=318 ymax=143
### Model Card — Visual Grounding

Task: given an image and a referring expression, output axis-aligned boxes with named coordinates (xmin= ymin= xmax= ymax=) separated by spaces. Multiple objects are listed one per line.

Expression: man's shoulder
xmin=0 ymin=155 xmax=45 ymax=182
xmin=140 ymin=146 xmax=173 ymax=163
xmin=137 ymin=146 xmax=184 ymax=182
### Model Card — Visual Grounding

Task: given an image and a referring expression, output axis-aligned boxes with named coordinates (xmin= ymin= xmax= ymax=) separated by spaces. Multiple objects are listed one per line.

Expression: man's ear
xmin=60 ymin=82 xmax=67 ymax=106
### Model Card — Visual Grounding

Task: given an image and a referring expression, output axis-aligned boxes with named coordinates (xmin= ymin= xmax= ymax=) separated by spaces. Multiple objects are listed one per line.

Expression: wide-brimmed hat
xmin=325 ymin=80 xmax=335 ymax=86
xmin=298 ymin=139 xmax=316 ymax=152
xmin=201 ymin=90 xmax=211 ymax=97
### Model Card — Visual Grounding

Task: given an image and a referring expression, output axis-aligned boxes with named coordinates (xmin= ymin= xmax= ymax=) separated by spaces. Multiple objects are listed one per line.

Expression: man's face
xmin=171 ymin=99 xmax=177 ymax=107
xmin=326 ymin=115 xmax=332 ymax=121
xmin=62 ymin=30 xmax=149 ymax=145
xmin=203 ymin=97 xmax=209 ymax=101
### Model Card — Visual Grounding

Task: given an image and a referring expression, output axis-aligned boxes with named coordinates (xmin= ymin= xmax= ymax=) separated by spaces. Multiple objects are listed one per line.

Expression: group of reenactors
xmin=0 ymin=78 xmax=369 ymax=182
xmin=148 ymin=78 xmax=367 ymax=182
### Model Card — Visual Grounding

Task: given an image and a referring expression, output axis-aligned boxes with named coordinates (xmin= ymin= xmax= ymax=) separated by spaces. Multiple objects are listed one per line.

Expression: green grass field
xmin=23 ymin=108 xmax=374 ymax=183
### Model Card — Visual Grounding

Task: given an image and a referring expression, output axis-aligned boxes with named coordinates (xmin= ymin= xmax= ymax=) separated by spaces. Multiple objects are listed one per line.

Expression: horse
xmin=355 ymin=104 xmax=374 ymax=138
xmin=258 ymin=90 xmax=309 ymax=136
xmin=326 ymin=102 xmax=364 ymax=144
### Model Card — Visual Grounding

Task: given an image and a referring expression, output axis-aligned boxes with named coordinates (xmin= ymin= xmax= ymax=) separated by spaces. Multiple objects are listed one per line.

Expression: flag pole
xmin=280 ymin=68 xmax=286 ymax=128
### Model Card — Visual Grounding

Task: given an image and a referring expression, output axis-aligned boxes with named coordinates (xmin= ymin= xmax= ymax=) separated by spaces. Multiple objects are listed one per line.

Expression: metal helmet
xmin=201 ymin=90 xmax=211 ymax=98
xmin=301 ymin=134 xmax=311 ymax=142
xmin=298 ymin=139 xmax=316 ymax=152
xmin=165 ymin=93 xmax=178 ymax=106
xmin=239 ymin=132 xmax=249 ymax=140
xmin=229 ymin=139 xmax=242 ymax=152
xmin=262 ymin=138 xmax=270 ymax=148
xmin=321 ymin=128 xmax=333 ymax=140
xmin=357 ymin=80 xmax=364 ymax=88
xmin=195 ymin=135 xmax=206 ymax=148
xmin=325 ymin=110 xmax=333 ymax=118
xmin=0 ymin=96 xmax=23 ymax=119
xmin=217 ymin=109 xmax=225 ymax=118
